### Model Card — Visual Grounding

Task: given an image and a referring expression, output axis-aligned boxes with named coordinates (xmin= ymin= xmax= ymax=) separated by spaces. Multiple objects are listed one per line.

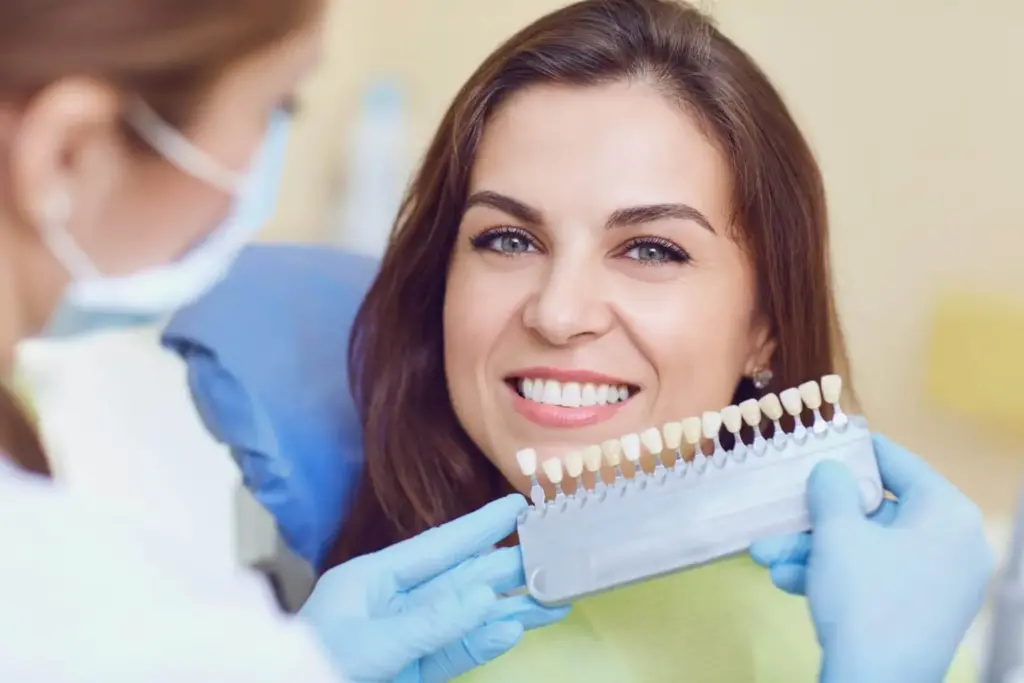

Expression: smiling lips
xmin=506 ymin=368 xmax=638 ymax=428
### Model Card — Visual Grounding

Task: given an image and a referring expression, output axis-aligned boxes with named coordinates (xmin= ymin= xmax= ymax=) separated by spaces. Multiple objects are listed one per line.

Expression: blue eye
xmin=471 ymin=228 xmax=538 ymax=255
xmin=622 ymin=238 xmax=690 ymax=265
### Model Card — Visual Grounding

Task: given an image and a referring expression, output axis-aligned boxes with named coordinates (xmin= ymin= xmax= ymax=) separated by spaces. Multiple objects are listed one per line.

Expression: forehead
xmin=469 ymin=80 xmax=732 ymax=222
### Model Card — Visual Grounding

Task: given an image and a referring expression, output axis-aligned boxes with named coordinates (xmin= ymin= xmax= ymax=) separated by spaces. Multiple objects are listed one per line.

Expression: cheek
xmin=627 ymin=274 xmax=760 ymax=416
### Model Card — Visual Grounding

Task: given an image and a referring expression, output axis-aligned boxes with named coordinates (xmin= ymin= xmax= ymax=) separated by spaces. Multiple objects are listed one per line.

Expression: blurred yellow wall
xmin=266 ymin=0 xmax=1024 ymax=513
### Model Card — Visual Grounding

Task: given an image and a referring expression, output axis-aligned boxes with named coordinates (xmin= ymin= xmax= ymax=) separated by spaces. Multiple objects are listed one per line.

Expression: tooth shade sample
xmin=779 ymin=388 xmax=803 ymax=416
xmin=541 ymin=457 xmax=563 ymax=484
xmin=640 ymin=427 xmax=664 ymax=455
xmin=739 ymin=398 xmax=761 ymax=426
xmin=821 ymin=374 xmax=843 ymax=403
xmin=620 ymin=433 xmax=642 ymax=462
xmin=701 ymin=411 xmax=722 ymax=439
xmin=681 ymin=417 xmax=702 ymax=445
xmin=662 ymin=421 xmax=683 ymax=450
xmin=759 ymin=393 xmax=783 ymax=420
xmin=564 ymin=451 xmax=584 ymax=478
xmin=516 ymin=448 xmax=537 ymax=476
xmin=798 ymin=381 xmax=822 ymax=410
xmin=721 ymin=405 xmax=742 ymax=433
xmin=582 ymin=445 xmax=604 ymax=472
xmin=601 ymin=439 xmax=622 ymax=466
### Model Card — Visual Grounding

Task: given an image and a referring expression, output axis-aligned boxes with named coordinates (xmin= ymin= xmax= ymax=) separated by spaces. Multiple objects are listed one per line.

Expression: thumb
xmin=807 ymin=460 xmax=864 ymax=527
xmin=382 ymin=584 xmax=498 ymax=662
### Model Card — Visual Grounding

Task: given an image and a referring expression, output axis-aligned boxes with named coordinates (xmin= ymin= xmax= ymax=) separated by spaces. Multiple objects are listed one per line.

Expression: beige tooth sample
xmin=681 ymin=416 xmax=702 ymax=447
xmin=564 ymin=450 xmax=584 ymax=481
xmin=662 ymin=421 xmax=683 ymax=451
xmin=640 ymin=427 xmax=664 ymax=456
xmin=515 ymin=448 xmax=538 ymax=477
xmin=721 ymin=405 xmax=743 ymax=435
xmin=799 ymin=381 xmax=828 ymax=433
xmin=541 ymin=457 xmax=564 ymax=486
xmin=739 ymin=398 xmax=762 ymax=427
xmin=820 ymin=374 xmax=847 ymax=427
xmin=620 ymin=433 xmax=642 ymax=465
xmin=601 ymin=438 xmax=623 ymax=474
xmin=758 ymin=393 xmax=783 ymax=421
xmin=582 ymin=444 xmax=604 ymax=473
xmin=779 ymin=387 xmax=803 ymax=417
xmin=701 ymin=411 xmax=723 ymax=439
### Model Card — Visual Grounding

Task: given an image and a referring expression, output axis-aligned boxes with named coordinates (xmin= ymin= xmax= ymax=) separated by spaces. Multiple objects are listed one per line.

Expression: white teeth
xmin=620 ymin=433 xmax=642 ymax=463
xmin=516 ymin=448 xmax=537 ymax=476
xmin=542 ymin=380 xmax=561 ymax=404
xmin=561 ymin=382 xmax=582 ymax=408
xmin=640 ymin=427 xmax=663 ymax=455
xmin=516 ymin=378 xmax=634 ymax=408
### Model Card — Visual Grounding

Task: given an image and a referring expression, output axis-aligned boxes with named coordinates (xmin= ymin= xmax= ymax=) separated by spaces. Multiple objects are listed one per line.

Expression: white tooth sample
xmin=582 ymin=445 xmax=604 ymax=472
xmin=640 ymin=427 xmax=664 ymax=456
xmin=516 ymin=448 xmax=537 ymax=476
xmin=681 ymin=416 xmax=702 ymax=446
xmin=541 ymin=380 xmax=562 ymax=405
xmin=561 ymin=382 xmax=582 ymax=407
xmin=739 ymin=398 xmax=762 ymax=426
xmin=758 ymin=393 xmax=783 ymax=421
xmin=529 ymin=380 xmax=545 ymax=402
xmin=618 ymin=386 xmax=630 ymax=401
xmin=779 ymin=387 xmax=803 ymax=416
xmin=620 ymin=433 xmax=642 ymax=463
xmin=596 ymin=384 xmax=610 ymax=404
xmin=541 ymin=457 xmax=564 ymax=485
xmin=521 ymin=378 xmax=533 ymax=397
xmin=581 ymin=383 xmax=597 ymax=407
xmin=798 ymin=381 xmax=822 ymax=410
xmin=662 ymin=421 xmax=683 ymax=451
xmin=820 ymin=374 xmax=843 ymax=404
xmin=701 ymin=411 xmax=723 ymax=439
xmin=721 ymin=405 xmax=742 ymax=434
xmin=601 ymin=438 xmax=622 ymax=467
xmin=564 ymin=451 xmax=584 ymax=479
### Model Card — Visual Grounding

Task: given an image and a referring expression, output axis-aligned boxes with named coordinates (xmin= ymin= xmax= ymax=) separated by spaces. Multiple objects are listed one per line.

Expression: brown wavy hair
xmin=326 ymin=0 xmax=849 ymax=568
xmin=0 ymin=0 xmax=322 ymax=475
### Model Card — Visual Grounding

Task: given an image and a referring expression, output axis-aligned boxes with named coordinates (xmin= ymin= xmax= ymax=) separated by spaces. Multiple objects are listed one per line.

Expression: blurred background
xmin=269 ymin=0 xmax=1024 ymax=513
xmin=13 ymin=0 xmax=1024 ymax=665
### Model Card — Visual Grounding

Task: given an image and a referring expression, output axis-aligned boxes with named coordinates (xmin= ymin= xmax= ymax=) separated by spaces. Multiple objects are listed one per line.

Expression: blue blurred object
xmin=162 ymin=244 xmax=377 ymax=567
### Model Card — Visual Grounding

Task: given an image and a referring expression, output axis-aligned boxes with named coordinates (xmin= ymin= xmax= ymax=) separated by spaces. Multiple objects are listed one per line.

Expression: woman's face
xmin=443 ymin=81 xmax=775 ymax=491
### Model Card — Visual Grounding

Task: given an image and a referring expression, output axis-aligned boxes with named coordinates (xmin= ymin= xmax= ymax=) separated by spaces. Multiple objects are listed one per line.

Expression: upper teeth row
xmin=519 ymin=378 xmax=631 ymax=407
xmin=515 ymin=374 xmax=847 ymax=484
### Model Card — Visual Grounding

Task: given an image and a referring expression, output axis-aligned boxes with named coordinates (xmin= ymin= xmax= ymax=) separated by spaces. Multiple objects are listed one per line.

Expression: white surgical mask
xmin=39 ymin=99 xmax=292 ymax=338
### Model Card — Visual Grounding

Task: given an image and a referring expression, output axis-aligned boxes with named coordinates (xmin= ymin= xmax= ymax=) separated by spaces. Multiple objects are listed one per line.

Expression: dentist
xmin=0 ymin=1 xmax=994 ymax=682
xmin=0 ymin=1 xmax=565 ymax=681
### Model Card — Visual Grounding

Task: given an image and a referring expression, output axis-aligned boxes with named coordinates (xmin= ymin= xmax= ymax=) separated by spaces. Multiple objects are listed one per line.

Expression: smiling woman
xmin=326 ymin=0 xmax=863 ymax=680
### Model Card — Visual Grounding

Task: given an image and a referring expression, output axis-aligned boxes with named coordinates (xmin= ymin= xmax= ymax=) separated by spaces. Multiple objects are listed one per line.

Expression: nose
xmin=521 ymin=258 xmax=615 ymax=346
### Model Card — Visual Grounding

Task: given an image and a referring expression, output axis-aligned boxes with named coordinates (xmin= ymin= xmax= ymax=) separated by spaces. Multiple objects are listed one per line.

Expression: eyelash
xmin=469 ymin=227 xmax=691 ymax=266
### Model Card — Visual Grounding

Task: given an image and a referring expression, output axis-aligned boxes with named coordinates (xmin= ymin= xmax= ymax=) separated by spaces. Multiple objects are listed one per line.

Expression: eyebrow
xmin=464 ymin=190 xmax=715 ymax=233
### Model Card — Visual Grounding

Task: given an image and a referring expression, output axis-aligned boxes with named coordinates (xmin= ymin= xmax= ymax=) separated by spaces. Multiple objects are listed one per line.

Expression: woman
xmin=0 ymin=1 xmax=563 ymax=680
xmin=329 ymin=0 xmax=990 ymax=680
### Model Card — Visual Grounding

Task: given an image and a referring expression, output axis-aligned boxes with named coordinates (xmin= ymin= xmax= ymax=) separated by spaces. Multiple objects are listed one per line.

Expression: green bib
xmin=457 ymin=555 xmax=977 ymax=682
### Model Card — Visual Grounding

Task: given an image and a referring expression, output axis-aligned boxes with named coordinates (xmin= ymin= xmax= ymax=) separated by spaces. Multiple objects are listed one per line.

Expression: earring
xmin=751 ymin=367 xmax=773 ymax=390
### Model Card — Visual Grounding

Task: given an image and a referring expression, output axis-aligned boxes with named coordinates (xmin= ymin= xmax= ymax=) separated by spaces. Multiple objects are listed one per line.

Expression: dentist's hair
xmin=0 ymin=0 xmax=321 ymax=476
xmin=327 ymin=0 xmax=851 ymax=566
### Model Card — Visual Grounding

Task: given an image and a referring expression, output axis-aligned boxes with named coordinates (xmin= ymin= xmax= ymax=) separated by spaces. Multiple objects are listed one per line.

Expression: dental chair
xmin=162 ymin=244 xmax=377 ymax=606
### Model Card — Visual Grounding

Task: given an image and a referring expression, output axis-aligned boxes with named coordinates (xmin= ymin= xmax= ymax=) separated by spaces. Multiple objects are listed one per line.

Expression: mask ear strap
xmin=36 ymin=189 xmax=100 ymax=279
xmin=124 ymin=97 xmax=244 ymax=194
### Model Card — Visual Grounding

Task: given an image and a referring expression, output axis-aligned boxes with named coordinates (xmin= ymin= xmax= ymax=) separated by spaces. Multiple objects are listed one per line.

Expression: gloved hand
xmin=749 ymin=434 xmax=994 ymax=683
xmin=300 ymin=493 xmax=568 ymax=683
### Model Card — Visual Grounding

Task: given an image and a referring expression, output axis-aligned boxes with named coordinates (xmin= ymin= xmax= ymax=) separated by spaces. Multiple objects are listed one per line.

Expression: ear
xmin=8 ymin=78 xmax=123 ymax=234
xmin=743 ymin=316 xmax=777 ymax=377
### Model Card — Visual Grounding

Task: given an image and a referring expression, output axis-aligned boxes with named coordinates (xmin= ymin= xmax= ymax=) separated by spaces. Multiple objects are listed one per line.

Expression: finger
xmin=385 ymin=494 xmax=527 ymax=589
xmin=867 ymin=498 xmax=899 ymax=526
xmin=807 ymin=460 xmax=864 ymax=526
xmin=420 ymin=621 xmax=525 ymax=683
xmin=872 ymin=434 xmax=942 ymax=499
xmin=381 ymin=583 xmax=498 ymax=662
xmin=410 ymin=547 xmax=525 ymax=603
xmin=769 ymin=563 xmax=807 ymax=596
xmin=749 ymin=532 xmax=811 ymax=568
xmin=484 ymin=593 xmax=571 ymax=630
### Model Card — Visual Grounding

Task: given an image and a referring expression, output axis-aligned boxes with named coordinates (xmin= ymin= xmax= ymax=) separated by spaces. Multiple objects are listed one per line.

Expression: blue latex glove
xmin=300 ymin=493 xmax=569 ymax=683
xmin=749 ymin=434 xmax=994 ymax=683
